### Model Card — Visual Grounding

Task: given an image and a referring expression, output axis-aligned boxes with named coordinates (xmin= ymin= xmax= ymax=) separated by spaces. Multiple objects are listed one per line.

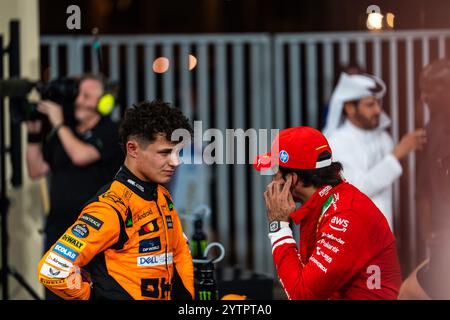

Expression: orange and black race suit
xmin=37 ymin=166 xmax=194 ymax=300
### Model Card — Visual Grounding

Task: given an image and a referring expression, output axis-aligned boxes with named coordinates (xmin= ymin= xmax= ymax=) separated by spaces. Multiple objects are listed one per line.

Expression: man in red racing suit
xmin=255 ymin=126 xmax=402 ymax=299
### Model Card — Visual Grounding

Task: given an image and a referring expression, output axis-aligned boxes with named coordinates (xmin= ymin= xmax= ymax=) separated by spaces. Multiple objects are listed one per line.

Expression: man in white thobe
xmin=323 ymin=72 xmax=426 ymax=230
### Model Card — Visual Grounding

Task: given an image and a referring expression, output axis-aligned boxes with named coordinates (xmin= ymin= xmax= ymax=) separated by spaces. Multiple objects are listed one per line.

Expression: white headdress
xmin=323 ymin=72 xmax=390 ymax=137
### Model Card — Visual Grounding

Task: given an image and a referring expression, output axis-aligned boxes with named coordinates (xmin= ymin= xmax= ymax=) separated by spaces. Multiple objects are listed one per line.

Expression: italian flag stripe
xmin=321 ymin=195 xmax=333 ymax=215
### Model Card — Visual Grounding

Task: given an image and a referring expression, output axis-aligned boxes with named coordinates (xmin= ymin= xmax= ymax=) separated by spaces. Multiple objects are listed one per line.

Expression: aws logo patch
xmin=329 ymin=216 xmax=349 ymax=233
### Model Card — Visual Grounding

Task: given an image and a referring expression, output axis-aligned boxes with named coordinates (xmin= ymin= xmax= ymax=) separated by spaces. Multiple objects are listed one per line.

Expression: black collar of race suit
xmin=114 ymin=165 xmax=158 ymax=201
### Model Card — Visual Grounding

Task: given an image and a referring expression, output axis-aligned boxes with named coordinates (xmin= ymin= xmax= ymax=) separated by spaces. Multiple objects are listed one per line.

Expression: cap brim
xmin=253 ymin=152 xmax=276 ymax=171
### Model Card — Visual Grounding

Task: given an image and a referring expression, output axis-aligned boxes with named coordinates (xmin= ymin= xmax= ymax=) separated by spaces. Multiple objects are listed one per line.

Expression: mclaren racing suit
xmin=37 ymin=166 xmax=194 ymax=300
xmin=269 ymin=181 xmax=401 ymax=299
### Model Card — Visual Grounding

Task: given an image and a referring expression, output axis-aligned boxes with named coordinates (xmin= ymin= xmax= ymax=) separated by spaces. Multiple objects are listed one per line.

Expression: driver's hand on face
xmin=264 ymin=174 xmax=296 ymax=222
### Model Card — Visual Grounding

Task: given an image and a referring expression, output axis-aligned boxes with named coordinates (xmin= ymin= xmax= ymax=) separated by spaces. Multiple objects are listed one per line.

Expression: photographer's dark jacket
xmin=43 ymin=117 xmax=123 ymax=246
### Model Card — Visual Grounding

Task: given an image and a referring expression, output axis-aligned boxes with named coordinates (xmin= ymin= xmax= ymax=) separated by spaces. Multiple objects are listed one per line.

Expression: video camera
xmin=0 ymin=77 xmax=79 ymax=123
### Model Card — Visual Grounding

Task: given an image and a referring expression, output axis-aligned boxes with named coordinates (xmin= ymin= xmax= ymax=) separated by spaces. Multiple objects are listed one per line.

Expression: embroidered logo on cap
xmin=279 ymin=150 xmax=289 ymax=163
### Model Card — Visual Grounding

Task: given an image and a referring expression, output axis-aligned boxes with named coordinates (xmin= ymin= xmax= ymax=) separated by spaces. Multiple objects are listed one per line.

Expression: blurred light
xmin=188 ymin=54 xmax=197 ymax=71
xmin=367 ymin=12 xmax=383 ymax=30
xmin=153 ymin=57 xmax=170 ymax=73
xmin=117 ymin=0 xmax=133 ymax=11
xmin=387 ymin=13 xmax=395 ymax=29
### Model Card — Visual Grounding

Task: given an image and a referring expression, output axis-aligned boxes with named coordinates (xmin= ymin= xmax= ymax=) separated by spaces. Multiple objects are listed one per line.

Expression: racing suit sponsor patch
xmin=310 ymin=256 xmax=328 ymax=273
xmin=315 ymin=246 xmax=333 ymax=264
xmin=136 ymin=209 xmax=153 ymax=223
xmin=52 ymin=242 xmax=79 ymax=262
xmin=321 ymin=232 xmax=345 ymax=245
xmin=71 ymin=224 xmax=89 ymax=238
xmin=46 ymin=252 xmax=73 ymax=271
xmin=40 ymin=263 xmax=70 ymax=279
xmin=164 ymin=195 xmax=174 ymax=211
xmin=39 ymin=277 xmax=67 ymax=286
xmin=317 ymin=239 xmax=340 ymax=253
xmin=59 ymin=233 xmax=86 ymax=251
xmin=165 ymin=215 xmax=173 ymax=229
xmin=139 ymin=237 xmax=161 ymax=253
xmin=137 ymin=253 xmax=173 ymax=267
xmin=138 ymin=219 xmax=159 ymax=236
xmin=125 ymin=207 xmax=133 ymax=228
xmin=122 ymin=188 xmax=133 ymax=200
xmin=319 ymin=185 xmax=332 ymax=197
xmin=101 ymin=191 xmax=126 ymax=207
xmin=79 ymin=213 xmax=104 ymax=230
xmin=127 ymin=178 xmax=144 ymax=192
xmin=329 ymin=216 xmax=349 ymax=233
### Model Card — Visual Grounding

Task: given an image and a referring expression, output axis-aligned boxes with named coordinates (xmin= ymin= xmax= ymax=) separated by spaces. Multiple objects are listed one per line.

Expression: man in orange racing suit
xmin=37 ymin=100 xmax=194 ymax=300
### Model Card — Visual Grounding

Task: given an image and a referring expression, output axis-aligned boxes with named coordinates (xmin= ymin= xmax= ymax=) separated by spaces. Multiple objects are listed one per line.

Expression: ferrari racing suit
xmin=269 ymin=181 xmax=401 ymax=299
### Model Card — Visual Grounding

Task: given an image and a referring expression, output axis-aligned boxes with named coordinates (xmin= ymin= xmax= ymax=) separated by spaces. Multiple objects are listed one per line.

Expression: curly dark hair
xmin=279 ymin=161 xmax=344 ymax=188
xmin=119 ymin=100 xmax=193 ymax=150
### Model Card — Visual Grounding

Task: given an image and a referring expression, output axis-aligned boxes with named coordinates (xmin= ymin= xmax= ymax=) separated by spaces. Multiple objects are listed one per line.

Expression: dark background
xmin=37 ymin=0 xmax=447 ymax=277
xmin=39 ymin=0 xmax=450 ymax=35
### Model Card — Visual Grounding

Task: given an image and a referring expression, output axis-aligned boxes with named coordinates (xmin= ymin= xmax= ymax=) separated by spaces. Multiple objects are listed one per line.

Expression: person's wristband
xmin=27 ymin=133 xmax=42 ymax=143
xmin=52 ymin=123 xmax=65 ymax=135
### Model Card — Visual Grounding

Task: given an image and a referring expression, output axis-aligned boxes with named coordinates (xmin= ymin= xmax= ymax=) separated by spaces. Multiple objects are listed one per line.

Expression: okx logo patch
xmin=139 ymin=219 xmax=159 ymax=236
xmin=165 ymin=215 xmax=173 ymax=229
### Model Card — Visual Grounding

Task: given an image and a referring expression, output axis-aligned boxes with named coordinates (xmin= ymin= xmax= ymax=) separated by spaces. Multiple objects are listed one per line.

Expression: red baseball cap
xmin=253 ymin=126 xmax=333 ymax=171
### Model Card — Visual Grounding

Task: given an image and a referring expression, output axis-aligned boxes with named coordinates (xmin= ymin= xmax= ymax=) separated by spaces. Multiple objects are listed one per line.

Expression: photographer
xmin=26 ymin=74 xmax=123 ymax=299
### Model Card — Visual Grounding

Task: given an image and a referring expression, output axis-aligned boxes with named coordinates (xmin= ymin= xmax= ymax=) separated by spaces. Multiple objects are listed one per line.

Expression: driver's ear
xmin=126 ymin=139 xmax=139 ymax=158
xmin=291 ymin=172 xmax=299 ymax=189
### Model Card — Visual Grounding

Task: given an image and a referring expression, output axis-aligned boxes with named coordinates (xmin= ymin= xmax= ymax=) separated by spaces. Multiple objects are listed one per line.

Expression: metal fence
xmin=40 ymin=29 xmax=450 ymax=275
xmin=40 ymin=34 xmax=275 ymax=275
